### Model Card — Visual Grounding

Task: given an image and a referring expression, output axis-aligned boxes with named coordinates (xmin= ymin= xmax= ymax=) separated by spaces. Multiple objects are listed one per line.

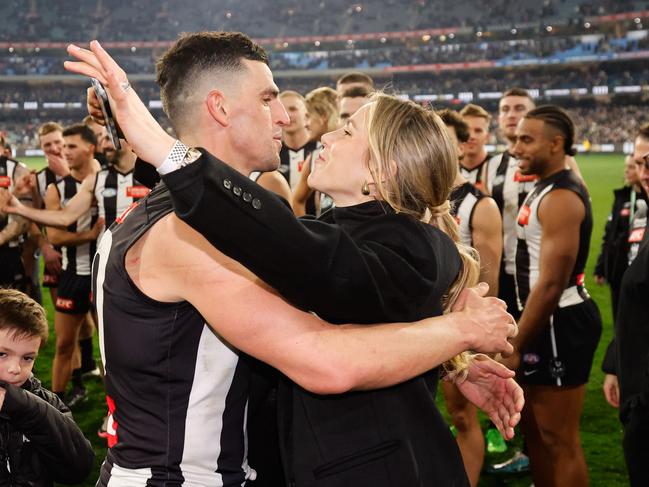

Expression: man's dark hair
xmin=525 ymin=105 xmax=577 ymax=156
xmin=638 ymin=122 xmax=649 ymax=141
xmin=502 ymin=87 xmax=533 ymax=100
xmin=0 ymin=288 xmax=48 ymax=345
xmin=336 ymin=72 xmax=374 ymax=88
xmin=62 ymin=123 xmax=97 ymax=146
xmin=341 ymin=86 xmax=372 ymax=99
xmin=156 ymin=31 xmax=268 ymax=131
xmin=437 ymin=109 xmax=470 ymax=143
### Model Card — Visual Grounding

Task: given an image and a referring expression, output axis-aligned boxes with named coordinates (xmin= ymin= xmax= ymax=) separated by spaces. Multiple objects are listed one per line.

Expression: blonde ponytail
xmin=429 ymin=203 xmax=481 ymax=382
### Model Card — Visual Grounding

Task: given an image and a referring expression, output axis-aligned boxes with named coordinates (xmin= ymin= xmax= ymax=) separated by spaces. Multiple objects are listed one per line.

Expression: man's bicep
xmin=538 ymin=191 xmax=584 ymax=278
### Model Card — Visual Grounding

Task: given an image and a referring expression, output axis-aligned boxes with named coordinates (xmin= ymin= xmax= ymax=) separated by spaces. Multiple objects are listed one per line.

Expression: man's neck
xmin=283 ymin=130 xmax=309 ymax=151
xmin=461 ymin=151 xmax=488 ymax=171
xmin=538 ymin=157 xmax=567 ymax=181
xmin=114 ymin=152 xmax=137 ymax=173
xmin=70 ymin=159 xmax=95 ymax=181
xmin=181 ymin=134 xmax=251 ymax=177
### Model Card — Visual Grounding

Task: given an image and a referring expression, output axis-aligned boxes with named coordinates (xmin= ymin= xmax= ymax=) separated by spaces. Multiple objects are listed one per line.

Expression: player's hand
xmin=64 ymin=41 xmax=175 ymax=168
xmin=87 ymin=87 xmax=105 ymax=126
xmin=498 ymin=350 xmax=521 ymax=371
xmin=602 ymin=374 xmax=620 ymax=408
xmin=454 ymin=354 xmax=524 ymax=440
xmin=46 ymin=153 xmax=70 ymax=177
xmin=12 ymin=173 xmax=34 ymax=198
xmin=455 ymin=283 xmax=518 ymax=355
xmin=89 ymin=217 xmax=105 ymax=239
xmin=42 ymin=244 xmax=62 ymax=275
xmin=0 ymin=188 xmax=23 ymax=215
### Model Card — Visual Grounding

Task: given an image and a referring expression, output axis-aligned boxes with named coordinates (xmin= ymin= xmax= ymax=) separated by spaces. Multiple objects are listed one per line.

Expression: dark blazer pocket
xmin=313 ymin=440 xmax=401 ymax=480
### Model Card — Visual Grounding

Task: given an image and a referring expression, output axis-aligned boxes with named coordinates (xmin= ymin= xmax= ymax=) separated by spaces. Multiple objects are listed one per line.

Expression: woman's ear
xmin=206 ymin=90 xmax=229 ymax=127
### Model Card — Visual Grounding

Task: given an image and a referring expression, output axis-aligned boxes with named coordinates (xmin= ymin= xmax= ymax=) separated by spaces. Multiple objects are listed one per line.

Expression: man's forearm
xmin=515 ymin=280 xmax=565 ymax=350
xmin=47 ymin=229 xmax=96 ymax=247
xmin=15 ymin=204 xmax=74 ymax=228
xmin=0 ymin=216 xmax=29 ymax=246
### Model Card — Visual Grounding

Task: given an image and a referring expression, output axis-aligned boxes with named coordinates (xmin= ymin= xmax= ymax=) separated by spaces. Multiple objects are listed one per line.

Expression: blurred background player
xmin=335 ymin=71 xmax=374 ymax=97
xmin=439 ymin=108 xmax=503 ymax=486
xmin=458 ymin=103 xmax=491 ymax=191
xmin=507 ymin=106 xmax=601 ymax=487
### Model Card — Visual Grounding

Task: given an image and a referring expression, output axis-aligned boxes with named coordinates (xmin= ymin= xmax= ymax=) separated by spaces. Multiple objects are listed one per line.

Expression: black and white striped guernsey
xmin=459 ymin=154 xmax=489 ymax=192
xmin=35 ymin=166 xmax=63 ymax=206
xmin=515 ymin=169 xmax=593 ymax=309
xmin=0 ymin=156 xmax=23 ymax=248
xmin=92 ymin=183 xmax=254 ymax=487
xmin=278 ymin=140 xmax=318 ymax=188
xmin=449 ymin=182 xmax=484 ymax=247
xmin=486 ymin=151 xmax=538 ymax=275
xmin=93 ymin=166 xmax=149 ymax=228
xmin=54 ymin=175 xmax=98 ymax=276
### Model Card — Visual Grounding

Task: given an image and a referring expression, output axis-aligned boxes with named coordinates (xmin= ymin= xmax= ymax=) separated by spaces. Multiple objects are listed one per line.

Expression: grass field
xmin=22 ymin=154 xmax=628 ymax=486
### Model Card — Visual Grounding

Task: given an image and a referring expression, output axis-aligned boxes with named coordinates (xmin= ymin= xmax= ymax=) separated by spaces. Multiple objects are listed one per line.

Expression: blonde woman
xmin=66 ymin=41 xmax=522 ymax=487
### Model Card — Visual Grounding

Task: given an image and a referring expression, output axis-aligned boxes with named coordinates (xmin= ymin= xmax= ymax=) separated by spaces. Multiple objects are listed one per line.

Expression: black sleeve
xmin=594 ymin=205 xmax=614 ymax=277
xmin=0 ymin=383 xmax=94 ymax=484
xmin=134 ymin=158 xmax=161 ymax=189
xmin=601 ymin=338 xmax=617 ymax=375
xmin=161 ymin=150 xmax=448 ymax=321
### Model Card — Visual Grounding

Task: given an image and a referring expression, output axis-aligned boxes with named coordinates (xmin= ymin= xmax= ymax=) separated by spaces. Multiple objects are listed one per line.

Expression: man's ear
xmin=551 ymin=134 xmax=565 ymax=155
xmin=206 ymin=90 xmax=229 ymax=127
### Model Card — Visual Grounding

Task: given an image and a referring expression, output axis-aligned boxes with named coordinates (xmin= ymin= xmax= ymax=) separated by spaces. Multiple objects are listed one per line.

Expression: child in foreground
xmin=0 ymin=288 xmax=94 ymax=486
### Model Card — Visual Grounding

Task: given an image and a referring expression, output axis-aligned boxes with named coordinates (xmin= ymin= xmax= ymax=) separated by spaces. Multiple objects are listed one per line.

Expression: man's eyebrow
xmin=260 ymin=87 xmax=280 ymax=97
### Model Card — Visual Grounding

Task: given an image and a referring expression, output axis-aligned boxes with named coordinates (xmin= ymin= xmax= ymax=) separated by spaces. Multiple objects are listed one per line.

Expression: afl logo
xmin=102 ymin=188 xmax=117 ymax=198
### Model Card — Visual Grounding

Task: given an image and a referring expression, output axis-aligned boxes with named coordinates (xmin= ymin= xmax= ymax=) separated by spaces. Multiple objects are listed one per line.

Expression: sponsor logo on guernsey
xmin=517 ymin=205 xmax=531 ymax=226
xmin=523 ymin=353 xmax=540 ymax=365
xmin=102 ymin=188 xmax=117 ymax=198
xmin=126 ymin=185 xmax=150 ymax=199
xmin=513 ymin=171 xmax=538 ymax=183
xmin=0 ymin=176 xmax=11 ymax=188
xmin=629 ymin=227 xmax=646 ymax=243
xmin=56 ymin=297 xmax=75 ymax=311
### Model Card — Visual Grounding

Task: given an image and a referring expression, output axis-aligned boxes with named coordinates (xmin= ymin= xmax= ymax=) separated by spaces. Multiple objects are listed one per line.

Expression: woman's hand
xmin=64 ymin=41 xmax=176 ymax=167
xmin=454 ymin=354 xmax=524 ymax=440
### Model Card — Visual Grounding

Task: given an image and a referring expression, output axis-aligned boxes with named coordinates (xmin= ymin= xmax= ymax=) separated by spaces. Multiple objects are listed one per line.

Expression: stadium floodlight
xmin=546 ymin=25 xmax=553 ymax=32
xmin=8 ymin=47 xmax=14 ymax=53
xmin=314 ymin=41 xmax=320 ymax=47
xmin=380 ymin=37 xmax=387 ymax=43
xmin=448 ymin=33 xmax=455 ymax=39
xmin=422 ymin=34 xmax=431 ymax=42
xmin=476 ymin=31 xmax=483 ymax=37
xmin=634 ymin=17 xmax=641 ymax=24
xmin=511 ymin=28 xmax=517 ymax=35
xmin=584 ymin=22 xmax=591 ymax=28
xmin=592 ymin=86 xmax=609 ymax=95
xmin=439 ymin=35 xmax=446 ymax=42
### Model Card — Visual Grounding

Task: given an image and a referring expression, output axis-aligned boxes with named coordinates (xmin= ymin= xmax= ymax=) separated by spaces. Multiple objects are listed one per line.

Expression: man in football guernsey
xmin=278 ymin=90 xmax=318 ymax=189
xmin=441 ymin=108 xmax=503 ymax=486
xmin=66 ymin=34 xmax=520 ymax=486
xmin=0 ymin=150 xmax=31 ymax=290
xmin=508 ymin=106 xmax=601 ymax=487
xmin=43 ymin=124 xmax=104 ymax=402
xmin=4 ymin=139 xmax=147 ymax=231
xmin=458 ymin=103 xmax=491 ymax=191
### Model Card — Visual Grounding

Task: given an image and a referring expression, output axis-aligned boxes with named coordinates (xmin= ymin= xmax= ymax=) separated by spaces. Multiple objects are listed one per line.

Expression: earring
xmin=361 ymin=181 xmax=371 ymax=195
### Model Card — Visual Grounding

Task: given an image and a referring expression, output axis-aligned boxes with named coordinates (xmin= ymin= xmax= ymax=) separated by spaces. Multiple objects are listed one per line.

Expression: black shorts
xmin=518 ymin=299 xmax=602 ymax=386
xmin=55 ymin=270 xmax=91 ymax=315
xmin=498 ymin=271 xmax=521 ymax=321
xmin=42 ymin=269 xmax=60 ymax=288
xmin=0 ymin=246 xmax=26 ymax=287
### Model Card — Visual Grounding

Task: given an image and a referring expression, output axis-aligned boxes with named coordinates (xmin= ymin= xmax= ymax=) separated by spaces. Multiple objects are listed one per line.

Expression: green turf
xmin=23 ymin=154 xmax=628 ymax=486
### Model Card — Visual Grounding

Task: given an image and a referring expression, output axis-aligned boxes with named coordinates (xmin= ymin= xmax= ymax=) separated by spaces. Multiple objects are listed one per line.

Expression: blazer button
xmin=233 ymin=186 xmax=242 ymax=197
xmin=252 ymin=198 xmax=262 ymax=210
xmin=223 ymin=178 xmax=232 ymax=190
xmin=243 ymin=192 xmax=252 ymax=203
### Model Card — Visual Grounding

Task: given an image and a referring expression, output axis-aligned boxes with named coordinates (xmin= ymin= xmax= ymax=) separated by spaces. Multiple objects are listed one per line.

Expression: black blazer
xmin=161 ymin=150 xmax=469 ymax=487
